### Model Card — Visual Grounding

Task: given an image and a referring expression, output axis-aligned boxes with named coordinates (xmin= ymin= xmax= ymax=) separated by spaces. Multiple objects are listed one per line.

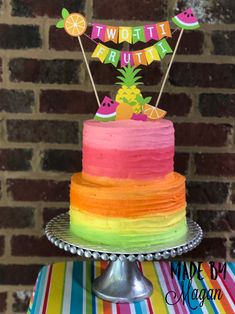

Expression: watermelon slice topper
xmin=172 ymin=8 xmax=200 ymax=30
xmin=94 ymin=96 xmax=119 ymax=122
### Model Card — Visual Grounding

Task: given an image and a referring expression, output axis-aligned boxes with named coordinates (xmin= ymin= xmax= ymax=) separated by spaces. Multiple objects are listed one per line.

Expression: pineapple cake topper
xmin=56 ymin=7 xmax=200 ymax=121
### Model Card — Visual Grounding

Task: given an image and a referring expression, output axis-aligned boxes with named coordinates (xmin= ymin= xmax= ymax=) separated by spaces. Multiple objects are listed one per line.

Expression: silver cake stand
xmin=45 ymin=213 xmax=203 ymax=303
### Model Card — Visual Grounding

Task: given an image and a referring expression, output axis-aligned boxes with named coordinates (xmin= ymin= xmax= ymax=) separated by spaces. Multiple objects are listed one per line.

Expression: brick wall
xmin=0 ymin=0 xmax=234 ymax=312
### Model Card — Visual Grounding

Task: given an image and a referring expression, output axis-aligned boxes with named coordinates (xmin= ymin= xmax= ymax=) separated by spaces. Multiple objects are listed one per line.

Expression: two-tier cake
xmin=69 ymin=119 xmax=187 ymax=250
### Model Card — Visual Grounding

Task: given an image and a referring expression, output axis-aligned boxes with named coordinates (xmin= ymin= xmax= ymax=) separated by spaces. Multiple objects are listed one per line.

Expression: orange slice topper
xmin=143 ymin=104 xmax=167 ymax=120
xmin=64 ymin=13 xmax=87 ymax=37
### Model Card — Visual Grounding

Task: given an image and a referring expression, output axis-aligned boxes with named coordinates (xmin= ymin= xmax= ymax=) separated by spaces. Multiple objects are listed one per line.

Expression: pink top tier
xmin=83 ymin=119 xmax=174 ymax=180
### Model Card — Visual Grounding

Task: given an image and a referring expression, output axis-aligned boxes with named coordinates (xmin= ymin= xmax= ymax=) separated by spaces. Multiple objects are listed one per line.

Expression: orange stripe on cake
xmin=70 ymin=172 xmax=186 ymax=218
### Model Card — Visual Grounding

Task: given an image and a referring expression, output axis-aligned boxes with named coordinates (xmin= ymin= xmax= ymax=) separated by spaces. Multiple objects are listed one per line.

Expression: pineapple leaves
xmin=62 ymin=8 xmax=70 ymax=19
xmin=116 ymin=76 xmax=126 ymax=83
xmin=117 ymin=68 xmax=127 ymax=76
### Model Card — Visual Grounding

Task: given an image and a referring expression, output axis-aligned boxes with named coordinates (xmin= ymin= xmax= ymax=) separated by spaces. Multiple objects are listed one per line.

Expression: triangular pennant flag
xmin=104 ymin=26 xmax=119 ymax=43
xmin=119 ymin=27 xmax=132 ymax=44
xmin=144 ymin=46 xmax=160 ymax=64
xmin=104 ymin=48 xmax=120 ymax=67
xmin=91 ymin=43 xmax=109 ymax=63
xmin=154 ymin=39 xmax=173 ymax=59
xmin=132 ymin=26 xmax=146 ymax=44
xmin=133 ymin=50 xmax=148 ymax=66
xmin=156 ymin=21 xmax=172 ymax=39
xmin=91 ymin=24 xmax=106 ymax=41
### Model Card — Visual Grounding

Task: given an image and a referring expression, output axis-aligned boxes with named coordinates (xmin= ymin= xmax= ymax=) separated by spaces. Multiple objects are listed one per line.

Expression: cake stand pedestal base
xmin=45 ymin=214 xmax=203 ymax=303
xmin=93 ymin=259 xmax=153 ymax=303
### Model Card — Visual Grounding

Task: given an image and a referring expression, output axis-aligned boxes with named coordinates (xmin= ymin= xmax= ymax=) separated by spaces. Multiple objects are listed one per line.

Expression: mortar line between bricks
xmin=85 ymin=0 xmax=93 ymax=21
xmin=1 ymin=15 xmax=235 ymax=31
xmin=2 ymin=172 xmax=235 ymax=181
xmin=2 ymin=113 xmax=235 ymax=124
xmin=167 ymin=0 xmax=177 ymax=18
xmin=3 ymin=81 xmax=235 ymax=94
xmin=0 ymin=144 xmax=234 ymax=153
xmin=3 ymin=0 xmax=11 ymax=17
xmin=3 ymin=49 xmax=235 ymax=63
xmin=43 ymin=18 xmax=50 ymax=52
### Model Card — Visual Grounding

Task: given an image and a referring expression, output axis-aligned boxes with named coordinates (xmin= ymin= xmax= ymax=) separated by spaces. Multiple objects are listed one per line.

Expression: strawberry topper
xmin=56 ymin=7 xmax=200 ymax=122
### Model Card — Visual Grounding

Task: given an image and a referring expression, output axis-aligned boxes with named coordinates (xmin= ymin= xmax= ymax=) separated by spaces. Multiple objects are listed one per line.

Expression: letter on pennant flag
xmin=144 ymin=46 xmax=160 ymax=64
xmin=92 ymin=43 xmax=109 ymax=63
xmin=155 ymin=39 xmax=173 ymax=59
xmin=104 ymin=48 xmax=120 ymax=67
xmin=156 ymin=21 xmax=172 ymax=39
xmin=133 ymin=50 xmax=147 ymax=66
xmin=119 ymin=27 xmax=132 ymax=43
xmin=91 ymin=24 xmax=106 ymax=41
xmin=144 ymin=24 xmax=159 ymax=42
xmin=132 ymin=26 xmax=146 ymax=44
xmin=104 ymin=26 xmax=119 ymax=43
xmin=121 ymin=51 xmax=134 ymax=67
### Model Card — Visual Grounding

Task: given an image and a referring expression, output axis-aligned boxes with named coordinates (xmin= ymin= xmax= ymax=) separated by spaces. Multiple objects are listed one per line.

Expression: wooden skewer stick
xmin=155 ymin=28 xmax=184 ymax=108
xmin=77 ymin=35 xmax=101 ymax=107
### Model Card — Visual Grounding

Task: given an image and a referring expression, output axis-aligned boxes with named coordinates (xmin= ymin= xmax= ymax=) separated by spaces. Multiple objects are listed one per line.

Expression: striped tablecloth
xmin=28 ymin=261 xmax=235 ymax=314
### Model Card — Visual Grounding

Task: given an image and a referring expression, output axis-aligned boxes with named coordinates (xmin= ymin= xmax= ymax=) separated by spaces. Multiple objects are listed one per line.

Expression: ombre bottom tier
xmin=70 ymin=209 xmax=187 ymax=250
xmin=69 ymin=172 xmax=187 ymax=249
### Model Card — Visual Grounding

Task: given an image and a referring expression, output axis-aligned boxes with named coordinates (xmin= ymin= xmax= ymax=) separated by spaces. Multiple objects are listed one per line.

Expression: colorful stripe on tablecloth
xmin=28 ymin=261 xmax=235 ymax=314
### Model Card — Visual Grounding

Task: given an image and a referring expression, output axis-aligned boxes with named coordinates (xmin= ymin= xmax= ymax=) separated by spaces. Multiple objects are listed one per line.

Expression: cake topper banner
xmin=91 ymin=21 xmax=172 ymax=44
xmin=91 ymin=38 xmax=173 ymax=67
xmin=55 ymin=7 xmax=200 ymax=109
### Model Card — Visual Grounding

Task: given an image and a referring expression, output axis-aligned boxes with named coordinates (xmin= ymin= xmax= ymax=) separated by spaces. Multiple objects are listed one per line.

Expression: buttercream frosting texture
xmin=69 ymin=119 xmax=187 ymax=249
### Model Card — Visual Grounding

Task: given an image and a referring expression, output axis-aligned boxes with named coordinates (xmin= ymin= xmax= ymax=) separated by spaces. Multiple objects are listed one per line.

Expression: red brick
xmin=212 ymin=31 xmax=235 ymax=56
xmin=0 ymin=236 xmax=4 ymax=256
xmin=0 ymin=264 xmax=42 ymax=285
xmin=230 ymin=237 xmax=235 ymax=258
xmin=9 ymin=58 xmax=81 ymax=84
xmin=232 ymin=184 xmax=235 ymax=204
xmin=191 ymin=210 xmax=235 ymax=232
xmin=187 ymin=182 xmax=229 ymax=204
xmin=140 ymin=63 xmax=163 ymax=86
xmin=195 ymin=153 xmax=235 ymax=176
xmin=0 ymin=58 xmax=2 ymax=82
xmin=43 ymin=207 xmax=67 ymax=227
xmin=42 ymin=150 xmax=82 ymax=172
xmin=176 ymin=0 xmax=235 ymax=24
xmin=93 ymin=0 xmax=167 ymax=21
xmin=90 ymin=62 xmax=123 ymax=85
xmin=0 ymin=24 xmax=41 ymax=49
xmin=90 ymin=61 xmax=162 ymax=86
xmin=170 ymin=63 xmax=235 ymax=88
xmin=0 ymin=207 xmax=34 ymax=228
xmin=40 ymin=90 xmax=109 ymax=114
xmin=11 ymin=0 xmax=85 ymax=17
xmin=184 ymin=238 xmax=227 ymax=260
xmin=0 ymin=292 xmax=7 ymax=312
xmin=12 ymin=291 xmax=31 ymax=313
xmin=199 ymin=94 xmax=235 ymax=118
xmin=49 ymin=26 xmax=95 ymax=52
xmin=11 ymin=235 xmax=72 ymax=257
xmin=7 ymin=179 xmax=69 ymax=202
xmin=0 ymin=149 xmax=32 ymax=170
xmin=174 ymin=153 xmax=189 ymax=175
xmin=142 ymin=92 xmax=191 ymax=116
xmin=0 ymin=89 xmax=34 ymax=113
xmin=168 ymin=30 xmax=204 ymax=55
xmin=7 ymin=120 xmax=79 ymax=144
xmin=175 ymin=123 xmax=233 ymax=147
